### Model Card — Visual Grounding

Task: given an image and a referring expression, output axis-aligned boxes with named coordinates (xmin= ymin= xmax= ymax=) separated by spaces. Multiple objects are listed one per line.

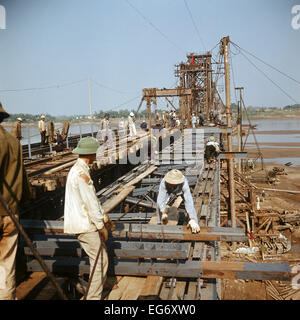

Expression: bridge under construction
xmin=12 ymin=36 xmax=296 ymax=300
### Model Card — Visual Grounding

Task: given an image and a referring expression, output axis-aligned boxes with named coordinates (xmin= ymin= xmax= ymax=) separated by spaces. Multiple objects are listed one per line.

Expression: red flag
xmin=191 ymin=56 xmax=194 ymax=65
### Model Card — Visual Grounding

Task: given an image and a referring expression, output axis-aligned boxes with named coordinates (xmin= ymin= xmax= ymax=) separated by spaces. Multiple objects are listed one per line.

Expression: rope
xmin=183 ymin=0 xmax=206 ymax=51
xmin=238 ymin=50 xmax=299 ymax=104
xmin=230 ymin=41 xmax=300 ymax=87
xmin=0 ymin=78 xmax=86 ymax=93
xmin=125 ymin=0 xmax=185 ymax=54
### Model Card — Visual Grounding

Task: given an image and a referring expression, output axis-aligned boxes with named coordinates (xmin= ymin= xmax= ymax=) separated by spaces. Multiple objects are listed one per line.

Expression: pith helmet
xmin=17 ymin=117 xmax=22 ymax=121
xmin=209 ymin=136 xmax=215 ymax=142
xmin=72 ymin=136 xmax=100 ymax=155
xmin=130 ymin=112 xmax=134 ymax=117
xmin=165 ymin=169 xmax=184 ymax=185
xmin=0 ymin=102 xmax=9 ymax=119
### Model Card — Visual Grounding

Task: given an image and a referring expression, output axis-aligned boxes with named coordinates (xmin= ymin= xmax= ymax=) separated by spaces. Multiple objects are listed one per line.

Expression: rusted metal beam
xmin=26 ymin=258 xmax=291 ymax=281
xmin=20 ymin=220 xmax=248 ymax=242
xmin=142 ymin=88 xmax=192 ymax=98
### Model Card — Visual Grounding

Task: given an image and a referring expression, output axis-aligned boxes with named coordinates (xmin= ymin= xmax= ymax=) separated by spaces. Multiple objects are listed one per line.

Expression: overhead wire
xmin=183 ymin=0 xmax=206 ymax=51
xmin=229 ymin=47 xmax=238 ymax=105
xmin=230 ymin=41 xmax=300 ymax=87
xmin=238 ymin=50 xmax=299 ymax=104
xmin=0 ymin=78 xmax=87 ymax=93
xmin=125 ymin=0 xmax=185 ymax=54
xmin=91 ymin=78 xmax=128 ymax=94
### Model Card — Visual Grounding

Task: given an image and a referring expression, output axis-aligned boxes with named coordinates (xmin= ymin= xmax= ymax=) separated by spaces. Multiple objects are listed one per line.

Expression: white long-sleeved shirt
xmin=99 ymin=119 xmax=110 ymax=131
xmin=157 ymin=177 xmax=198 ymax=223
xmin=128 ymin=116 xmax=136 ymax=136
xmin=38 ymin=120 xmax=46 ymax=131
xmin=64 ymin=158 xmax=105 ymax=234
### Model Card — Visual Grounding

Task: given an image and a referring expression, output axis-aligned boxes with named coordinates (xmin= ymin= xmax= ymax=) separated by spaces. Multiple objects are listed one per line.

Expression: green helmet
xmin=72 ymin=136 xmax=100 ymax=155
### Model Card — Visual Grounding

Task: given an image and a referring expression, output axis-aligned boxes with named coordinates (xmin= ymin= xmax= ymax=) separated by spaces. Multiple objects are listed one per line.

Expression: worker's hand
xmin=161 ymin=210 xmax=168 ymax=225
xmin=188 ymin=219 xmax=200 ymax=233
xmin=104 ymin=214 xmax=115 ymax=232
xmin=98 ymin=226 xmax=108 ymax=242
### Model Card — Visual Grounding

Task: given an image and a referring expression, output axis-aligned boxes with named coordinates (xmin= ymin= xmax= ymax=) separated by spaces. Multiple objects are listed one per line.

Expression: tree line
xmin=3 ymin=109 xmax=166 ymax=123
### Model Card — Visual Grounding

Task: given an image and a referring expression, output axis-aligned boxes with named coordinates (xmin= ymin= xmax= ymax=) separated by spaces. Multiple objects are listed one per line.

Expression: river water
xmin=241 ymin=119 xmax=300 ymax=166
xmin=15 ymin=119 xmax=300 ymax=165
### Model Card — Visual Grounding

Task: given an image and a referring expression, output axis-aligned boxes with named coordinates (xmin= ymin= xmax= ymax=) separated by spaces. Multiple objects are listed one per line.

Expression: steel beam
xmin=22 ymin=240 xmax=191 ymax=260
xmin=26 ymin=258 xmax=291 ymax=281
xmin=20 ymin=220 xmax=248 ymax=242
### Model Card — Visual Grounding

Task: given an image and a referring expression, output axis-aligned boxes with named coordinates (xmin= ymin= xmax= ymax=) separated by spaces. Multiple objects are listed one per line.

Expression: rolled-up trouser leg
xmin=0 ymin=215 xmax=19 ymax=300
xmin=78 ymin=231 xmax=108 ymax=300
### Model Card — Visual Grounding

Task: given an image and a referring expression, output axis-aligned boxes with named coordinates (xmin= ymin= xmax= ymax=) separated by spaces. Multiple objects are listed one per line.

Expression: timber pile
xmin=265 ymin=279 xmax=300 ymax=300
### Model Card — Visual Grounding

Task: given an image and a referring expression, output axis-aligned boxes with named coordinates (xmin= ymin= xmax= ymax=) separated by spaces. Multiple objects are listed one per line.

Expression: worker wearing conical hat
xmin=11 ymin=117 xmax=23 ymax=141
xmin=128 ymin=112 xmax=136 ymax=139
xmin=204 ymin=136 xmax=220 ymax=163
xmin=157 ymin=169 xmax=200 ymax=233
xmin=38 ymin=115 xmax=47 ymax=146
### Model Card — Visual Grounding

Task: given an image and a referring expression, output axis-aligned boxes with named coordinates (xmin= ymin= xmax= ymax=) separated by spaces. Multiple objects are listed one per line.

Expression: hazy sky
xmin=0 ymin=0 xmax=299 ymax=116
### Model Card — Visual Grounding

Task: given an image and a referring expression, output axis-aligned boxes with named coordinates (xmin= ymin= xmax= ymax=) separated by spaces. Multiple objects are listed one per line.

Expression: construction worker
xmin=53 ymin=129 xmax=64 ymax=152
xmin=164 ymin=111 xmax=170 ymax=129
xmin=170 ymin=111 xmax=176 ymax=128
xmin=155 ymin=111 xmax=160 ymax=123
xmin=0 ymin=103 xmax=31 ymax=300
xmin=140 ymin=121 xmax=158 ymax=160
xmin=261 ymin=190 xmax=266 ymax=202
xmin=248 ymin=159 xmax=255 ymax=171
xmin=204 ymin=136 xmax=220 ymax=163
xmin=11 ymin=117 xmax=22 ymax=141
xmin=191 ymin=113 xmax=197 ymax=128
xmin=64 ymin=136 xmax=109 ymax=300
xmin=98 ymin=113 xmax=114 ymax=150
xmin=38 ymin=115 xmax=47 ymax=146
xmin=157 ymin=169 xmax=200 ymax=233
xmin=198 ymin=112 xmax=205 ymax=126
xmin=128 ymin=112 xmax=137 ymax=139
xmin=118 ymin=117 xmax=126 ymax=137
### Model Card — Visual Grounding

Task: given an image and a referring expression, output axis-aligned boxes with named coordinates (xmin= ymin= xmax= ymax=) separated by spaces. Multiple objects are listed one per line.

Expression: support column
xmin=221 ymin=36 xmax=236 ymax=229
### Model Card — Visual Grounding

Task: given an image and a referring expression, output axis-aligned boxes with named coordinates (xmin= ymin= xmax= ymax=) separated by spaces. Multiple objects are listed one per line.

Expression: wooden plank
xmin=23 ymin=277 xmax=67 ymax=300
xmin=16 ymin=272 xmax=47 ymax=300
xmin=102 ymin=186 xmax=135 ymax=213
xmin=117 ymin=165 xmax=157 ymax=190
xmin=170 ymin=281 xmax=187 ymax=300
xmin=138 ymin=276 xmax=163 ymax=299
xmin=107 ymin=276 xmax=145 ymax=300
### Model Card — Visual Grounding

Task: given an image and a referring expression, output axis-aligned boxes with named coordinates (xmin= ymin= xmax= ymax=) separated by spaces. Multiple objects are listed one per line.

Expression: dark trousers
xmin=204 ymin=145 xmax=218 ymax=162
xmin=40 ymin=131 xmax=47 ymax=145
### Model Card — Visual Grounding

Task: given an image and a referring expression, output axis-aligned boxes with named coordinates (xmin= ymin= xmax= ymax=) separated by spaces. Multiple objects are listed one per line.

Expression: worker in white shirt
xmin=38 ymin=115 xmax=47 ymax=145
xmin=191 ymin=113 xmax=197 ymax=128
xmin=97 ymin=113 xmax=114 ymax=151
xmin=204 ymin=136 xmax=220 ymax=163
xmin=157 ymin=169 xmax=200 ymax=233
xmin=128 ymin=112 xmax=137 ymax=139
xmin=64 ymin=136 xmax=110 ymax=300
xmin=118 ymin=117 xmax=126 ymax=137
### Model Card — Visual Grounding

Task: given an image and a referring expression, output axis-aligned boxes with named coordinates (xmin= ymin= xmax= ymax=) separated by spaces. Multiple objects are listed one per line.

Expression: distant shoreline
xmin=2 ymin=115 xmax=300 ymax=128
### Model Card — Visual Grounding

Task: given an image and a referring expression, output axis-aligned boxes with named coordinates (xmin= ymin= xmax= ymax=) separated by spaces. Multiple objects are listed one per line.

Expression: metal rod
xmin=27 ymin=126 xmax=31 ymax=158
